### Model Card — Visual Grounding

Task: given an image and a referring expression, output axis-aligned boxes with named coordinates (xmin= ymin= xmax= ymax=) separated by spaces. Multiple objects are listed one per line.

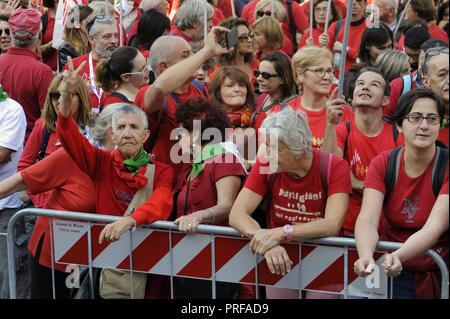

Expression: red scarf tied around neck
xmin=111 ymin=149 xmax=148 ymax=190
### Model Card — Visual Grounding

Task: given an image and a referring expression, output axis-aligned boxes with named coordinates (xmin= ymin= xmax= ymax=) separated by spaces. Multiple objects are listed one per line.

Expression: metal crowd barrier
xmin=6 ymin=208 xmax=449 ymax=299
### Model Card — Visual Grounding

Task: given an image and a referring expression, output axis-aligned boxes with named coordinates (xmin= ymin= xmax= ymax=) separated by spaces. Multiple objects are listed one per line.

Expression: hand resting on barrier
xmin=248 ymin=228 xmax=284 ymax=255
xmin=264 ymin=245 xmax=293 ymax=276
xmin=382 ymin=253 xmax=403 ymax=277
xmin=353 ymin=256 xmax=376 ymax=277
xmin=99 ymin=216 xmax=136 ymax=244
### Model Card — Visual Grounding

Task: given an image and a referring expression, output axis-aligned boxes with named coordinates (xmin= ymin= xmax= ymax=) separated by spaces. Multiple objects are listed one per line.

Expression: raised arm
xmin=322 ymin=88 xmax=346 ymax=156
xmin=144 ymin=26 xmax=233 ymax=114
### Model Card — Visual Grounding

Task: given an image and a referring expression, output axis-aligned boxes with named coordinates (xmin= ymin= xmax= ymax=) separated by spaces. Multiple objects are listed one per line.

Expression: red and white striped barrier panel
xmin=52 ymin=220 xmax=388 ymax=298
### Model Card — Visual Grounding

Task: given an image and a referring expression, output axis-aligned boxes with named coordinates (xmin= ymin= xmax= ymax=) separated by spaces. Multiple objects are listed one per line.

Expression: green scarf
xmin=0 ymin=86 xmax=8 ymax=102
xmin=123 ymin=148 xmax=150 ymax=176
xmin=192 ymin=143 xmax=227 ymax=176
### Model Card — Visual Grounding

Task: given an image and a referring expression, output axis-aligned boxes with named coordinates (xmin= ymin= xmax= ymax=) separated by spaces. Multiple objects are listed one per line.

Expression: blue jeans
xmin=393 ymin=271 xmax=417 ymax=299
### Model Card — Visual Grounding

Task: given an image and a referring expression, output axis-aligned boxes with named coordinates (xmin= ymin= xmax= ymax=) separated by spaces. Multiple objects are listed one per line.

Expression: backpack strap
xmin=342 ymin=120 xmax=351 ymax=156
xmin=401 ymin=74 xmax=412 ymax=96
xmin=319 ymin=151 xmax=332 ymax=197
xmin=110 ymin=91 xmax=132 ymax=104
xmin=286 ymin=0 xmax=298 ymax=53
xmin=432 ymin=147 xmax=448 ymax=198
xmin=36 ymin=128 xmax=51 ymax=162
xmin=333 ymin=19 xmax=344 ymax=44
xmin=384 ymin=147 xmax=404 ymax=201
xmin=191 ymin=79 xmax=208 ymax=96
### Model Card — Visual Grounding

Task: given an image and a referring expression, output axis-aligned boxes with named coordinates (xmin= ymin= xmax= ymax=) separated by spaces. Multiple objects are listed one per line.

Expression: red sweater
xmin=56 ymin=114 xmax=174 ymax=225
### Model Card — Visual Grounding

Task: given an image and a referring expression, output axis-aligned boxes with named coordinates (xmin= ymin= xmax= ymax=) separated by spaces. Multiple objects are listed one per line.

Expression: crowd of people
xmin=0 ymin=0 xmax=448 ymax=300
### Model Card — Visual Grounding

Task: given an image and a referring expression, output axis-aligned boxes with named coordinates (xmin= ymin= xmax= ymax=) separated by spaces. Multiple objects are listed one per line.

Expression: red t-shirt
xmin=65 ymin=53 xmax=106 ymax=110
xmin=17 ymin=118 xmax=62 ymax=208
xmin=299 ymin=27 xmax=323 ymax=49
xmin=428 ymin=23 xmax=449 ymax=44
xmin=135 ymin=82 xmax=208 ymax=176
xmin=0 ymin=47 xmax=54 ymax=142
xmin=174 ymin=153 xmax=246 ymax=225
xmin=364 ymin=150 xmax=449 ymax=268
xmin=285 ymin=96 xmax=354 ymax=149
xmin=22 ymin=148 xmax=96 ymax=271
xmin=56 ymin=114 xmax=174 ymax=225
xmin=244 ymin=149 xmax=351 ymax=228
xmin=327 ymin=18 xmax=367 ymax=73
xmin=336 ymin=120 xmax=401 ymax=235
xmin=384 ymin=72 xmax=420 ymax=120
xmin=438 ymin=125 xmax=449 ymax=147
xmin=212 ymin=7 xmax=225 ymax=26
xmin=42 ymin=13 xmax=57 ymax=71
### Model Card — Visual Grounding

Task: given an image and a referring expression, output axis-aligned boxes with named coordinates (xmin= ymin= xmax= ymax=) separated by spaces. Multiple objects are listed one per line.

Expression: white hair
xmin=87 ymin=14 xmax=116 ymax=37
xmin=111 ymin=103 xmax=148 ymax=132
xmin=174 ymin=0 xmax=214 ymax=30
xmin=262 ymin=106 xmax=312 ymax=156
xmin=140 ymin=0 xmax=163 ymax=11
xmin=149 ymin=35 xmax=190 ymax=76
xmin=90 ymin=104 xmax=123 ymax=145
xmin=375 ymin=0 xmax=398 ymax=11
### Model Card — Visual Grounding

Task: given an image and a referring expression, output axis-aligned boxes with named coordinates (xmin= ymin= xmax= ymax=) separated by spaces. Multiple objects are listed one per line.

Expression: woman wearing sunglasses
xmin=354 ymin=89 xmax=448 ymax=299
xmin=95 ymin=46 xmax=149 ymax=107
xmin=298 ymin=0 xmax=338 ymax=49
xmin=291 ymin=46 xmax=353 ymax=150
xmin=0 ymin=15 xmax=10 ymax=54
xmin=251 ymin=52 xmax=297 ymax=133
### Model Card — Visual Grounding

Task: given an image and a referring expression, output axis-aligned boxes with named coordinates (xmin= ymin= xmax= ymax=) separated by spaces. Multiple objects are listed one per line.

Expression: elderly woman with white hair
xmin=229 ymin=106 xmax=351 ymax=299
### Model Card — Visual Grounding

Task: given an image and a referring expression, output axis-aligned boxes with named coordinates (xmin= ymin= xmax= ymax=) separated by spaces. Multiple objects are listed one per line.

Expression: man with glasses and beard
xmin=64 ymin=14 xmax=118 ymax=111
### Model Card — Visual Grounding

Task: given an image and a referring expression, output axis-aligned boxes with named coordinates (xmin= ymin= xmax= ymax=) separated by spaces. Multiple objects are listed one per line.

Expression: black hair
xmin=358 ymin=23 xmax=393 ymax=64
xmin=95 ymin=46 xmax=139 ymax=91
xmin=129 ymin=9 xmax=170 ymax=50
xmin=355 ymin=66 xmax=391 ymax=96
xmin=404 ymin=25 xmax=431 ymax=50
xmin=393 ymin=89 xmax=446 ymax=127
xmin=438 ymin=1 xmax=449 ymax=24
xmin=261 ymin=52 xmax=296 ymax=98
xmin=312 ymin=0 xmax=339 ymax=28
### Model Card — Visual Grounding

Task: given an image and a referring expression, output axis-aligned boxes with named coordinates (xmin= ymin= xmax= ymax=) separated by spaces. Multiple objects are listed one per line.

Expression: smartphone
xmin=225 ymin=27 xmax=239 ymax=49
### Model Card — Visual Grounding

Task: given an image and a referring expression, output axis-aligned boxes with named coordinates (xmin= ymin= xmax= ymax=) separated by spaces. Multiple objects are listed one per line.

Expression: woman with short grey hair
xmin=229 ymin=106 xmax=351 ymax=299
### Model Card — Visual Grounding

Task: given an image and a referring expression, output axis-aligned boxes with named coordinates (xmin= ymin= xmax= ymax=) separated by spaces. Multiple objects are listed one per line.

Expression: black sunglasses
xmin=49 ymin=91 xmax=61 ymax=104
xmin=254 ymin=70 xmax=279 ymax=80
xmin=256 ymin=10 xmax=272 ymax=18
xmin=0 ymin=28 xmax=9 ymax=36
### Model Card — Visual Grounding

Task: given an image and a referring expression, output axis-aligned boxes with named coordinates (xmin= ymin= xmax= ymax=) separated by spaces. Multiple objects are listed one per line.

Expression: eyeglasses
xmin=123 ymin=65 xmax=150 ymax=77
xmin=254 ymin=70 xmax=279 ymax=79
xmin=305 ymin=68 xmax=334 ymax=78
xmin=0 ymin=28 xmax=9 ymax=36
xmin=238 ymin=33 xmax=254 ymax=42
xmin=404 ymin=113 xmax=441 ymax=125
xmin=424 ymin=46 xmax=449 ymax=64
xmin=86 ymin=14 xmax=115 ymax=34
xmin=256 ymin=10 xmax=272 ymax=18
xmin=49 ymin=91 xmax=61 ymax=105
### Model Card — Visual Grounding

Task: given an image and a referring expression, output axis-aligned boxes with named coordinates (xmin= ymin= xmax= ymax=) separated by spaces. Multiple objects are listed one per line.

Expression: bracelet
xmin=208 ymin=207 xmax=216 ymax=225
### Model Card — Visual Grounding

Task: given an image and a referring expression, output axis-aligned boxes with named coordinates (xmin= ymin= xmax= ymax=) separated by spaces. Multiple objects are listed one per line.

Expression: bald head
xmin=149 ymin=35 xmax=192 ymax=76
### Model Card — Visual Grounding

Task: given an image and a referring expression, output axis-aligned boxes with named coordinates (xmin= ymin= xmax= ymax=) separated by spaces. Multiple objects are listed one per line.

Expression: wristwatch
xmin=283 ymin=224 xmax=294 ymax=241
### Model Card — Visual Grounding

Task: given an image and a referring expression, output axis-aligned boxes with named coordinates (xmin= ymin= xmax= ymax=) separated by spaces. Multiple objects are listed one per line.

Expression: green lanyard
xmin=0 ymin=86 xmax=8 ymax=102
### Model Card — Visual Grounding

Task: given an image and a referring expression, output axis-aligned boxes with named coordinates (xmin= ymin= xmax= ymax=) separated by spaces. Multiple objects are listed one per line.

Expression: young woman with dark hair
xmin=357 ymin=22 xmax=393 ymax=66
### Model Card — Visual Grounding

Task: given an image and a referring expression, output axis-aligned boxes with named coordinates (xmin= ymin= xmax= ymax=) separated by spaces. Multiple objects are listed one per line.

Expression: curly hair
xmin=175 ymin=97 xmax=233 ymax=145
xmin=218 ymin=18 xmax=255 ymax=66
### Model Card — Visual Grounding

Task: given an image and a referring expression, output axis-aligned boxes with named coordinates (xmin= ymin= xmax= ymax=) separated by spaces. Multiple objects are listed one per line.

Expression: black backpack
xmin=384 ymin=146 xmax=448 ymax=201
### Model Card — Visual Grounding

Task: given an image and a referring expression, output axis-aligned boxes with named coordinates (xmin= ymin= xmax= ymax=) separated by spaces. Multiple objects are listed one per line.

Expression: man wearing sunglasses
xmin=0 ymin=14 xmax=11 ymax=53
xmin=0 ymin=8 xmax=54 ymax=143
xmin=64 ymin=14 xmax=118 ymax=111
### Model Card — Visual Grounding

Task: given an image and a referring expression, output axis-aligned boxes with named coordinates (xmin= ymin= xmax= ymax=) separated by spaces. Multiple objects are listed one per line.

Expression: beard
xmin=94 ymin=43 xmax=117 ymax=59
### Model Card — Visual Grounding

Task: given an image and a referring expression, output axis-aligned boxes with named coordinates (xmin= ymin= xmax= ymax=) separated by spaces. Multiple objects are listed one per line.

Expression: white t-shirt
xmin=0 ymin=98 xmax=26 ymax=210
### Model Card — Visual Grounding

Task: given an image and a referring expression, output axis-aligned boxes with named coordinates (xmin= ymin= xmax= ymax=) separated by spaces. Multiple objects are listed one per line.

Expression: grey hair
xmin=375 ymin=49 xmax=409 ymax=83
xmin=111 ymin=103 xmax=149 ymax=131
xmin=380 ymin=0 xmax=398 ymax=11
xmin=89 ymin=1 xmax=115 ymax=15
xmin=149 ymin=35 xmax=190 ymax=76
xmin=12 ymin=24 xmax=42 ymax=47
xmin=87 ymin=14 xmax=116 ymax=37
xmin=174 ymin=0 xmax=214 ymax=30
xmin=262 ymin=106 xmax=312 ymax=156
xmin=140 ymin=0 xmax=164 ymax=11
xmin=90 ymin=104 xmax=123 ymax=145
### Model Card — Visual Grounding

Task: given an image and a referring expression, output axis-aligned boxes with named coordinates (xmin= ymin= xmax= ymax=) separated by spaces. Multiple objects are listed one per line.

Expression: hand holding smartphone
xmin=225 ymin=27 xmax=239 ymax=49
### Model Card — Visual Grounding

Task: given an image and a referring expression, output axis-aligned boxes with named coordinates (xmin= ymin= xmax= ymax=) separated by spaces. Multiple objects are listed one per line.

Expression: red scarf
xmin=111 ymin=149 xmax=148 ymax=190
